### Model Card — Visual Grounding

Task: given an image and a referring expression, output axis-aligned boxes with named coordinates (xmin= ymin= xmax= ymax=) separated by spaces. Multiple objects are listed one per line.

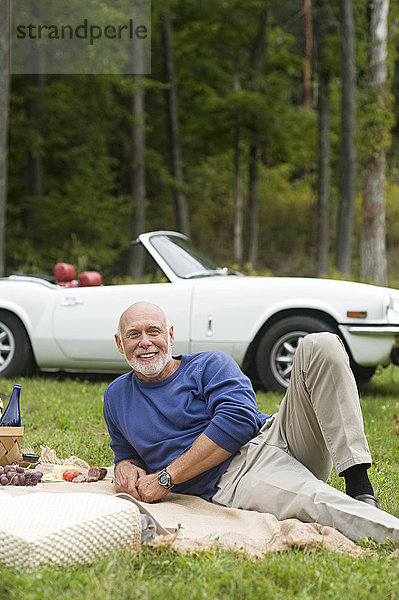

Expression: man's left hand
xmin=136 ymin=472 xmax=170 ymax=503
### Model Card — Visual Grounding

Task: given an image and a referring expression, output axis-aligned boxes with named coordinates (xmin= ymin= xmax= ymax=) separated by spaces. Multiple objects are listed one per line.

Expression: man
xmin=103 ymin=301 xmax=399 ymax=542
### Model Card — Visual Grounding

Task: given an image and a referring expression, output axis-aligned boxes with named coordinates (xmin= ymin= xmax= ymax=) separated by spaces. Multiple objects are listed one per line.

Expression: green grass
xmin=0 ymin=368 xmax=399 ymax=600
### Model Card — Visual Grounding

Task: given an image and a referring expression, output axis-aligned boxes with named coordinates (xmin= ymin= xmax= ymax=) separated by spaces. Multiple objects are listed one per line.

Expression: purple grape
xmin=0 ymin=465 xmax=45 ymax=486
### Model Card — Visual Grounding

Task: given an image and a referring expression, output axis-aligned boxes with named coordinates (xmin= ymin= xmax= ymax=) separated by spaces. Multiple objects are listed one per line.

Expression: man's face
xmin=115 ymin=305 xmax=174 ymax=381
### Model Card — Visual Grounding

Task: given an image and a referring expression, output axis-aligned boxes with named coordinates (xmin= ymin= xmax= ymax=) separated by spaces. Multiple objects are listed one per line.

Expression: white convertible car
xmin=1 ymin=230 xmax=399 ymax=392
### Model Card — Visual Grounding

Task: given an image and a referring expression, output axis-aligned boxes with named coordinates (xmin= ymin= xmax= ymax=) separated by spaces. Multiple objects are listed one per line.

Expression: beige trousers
xmin=213 ymin=332 xmax=399 ymax=542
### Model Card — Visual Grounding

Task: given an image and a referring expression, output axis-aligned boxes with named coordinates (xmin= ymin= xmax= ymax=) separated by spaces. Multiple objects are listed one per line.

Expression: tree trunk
xmin=247 ymin=144 xmax=259 ymax=268
xmin=247 ymin=6 xmax=268 ymax=269
xmin=336 ymin=0 xmax=357 ymax=277
xmin=23 ymin=0 xmax=45 ymax=241
xmin=25 ymin=73 xmax=45 ymax=237
xmin=128 ymin=37 xmax=146 ymax=281
xmin=360 ymin=0 xmax=389 ymax=285
xmin=162 ymin=7 xmax=190 ymax=237
xmin=303 ymin=0 xmax=313 ymax=109
xmin=233 ymin=64 xmax=243 ymax=267
xmin=0 ymin=0 xmax=10 ymax=277
xmin=233 ymin=130 xmax=243 ymax=267
xmin=315 ymin=0 xmax=330 ymax=277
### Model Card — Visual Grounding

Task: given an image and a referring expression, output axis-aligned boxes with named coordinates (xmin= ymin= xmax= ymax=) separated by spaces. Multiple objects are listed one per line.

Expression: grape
xmin=0 ymin=465 xmax=43 ymax=486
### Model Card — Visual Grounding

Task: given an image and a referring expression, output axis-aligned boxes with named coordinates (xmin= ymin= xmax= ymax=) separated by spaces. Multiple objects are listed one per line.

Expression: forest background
xmin=1 ymin=0 xmax=399 ymax=287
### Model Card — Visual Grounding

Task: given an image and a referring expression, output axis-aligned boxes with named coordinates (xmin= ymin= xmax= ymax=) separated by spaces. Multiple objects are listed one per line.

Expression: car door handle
xmin=61 ymin=297 xmax=84 ymax=307
xmin=207 ymin=315 xmax=213 ymax=337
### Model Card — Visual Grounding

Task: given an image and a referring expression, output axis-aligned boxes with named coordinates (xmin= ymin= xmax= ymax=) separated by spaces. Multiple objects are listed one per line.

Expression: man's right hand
xmin=114 ymin=459 xmax=147 ymax=500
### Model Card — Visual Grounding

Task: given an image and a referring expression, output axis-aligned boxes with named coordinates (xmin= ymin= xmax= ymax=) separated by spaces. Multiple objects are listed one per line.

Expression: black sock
xmin=340 ymin=463 xmax=374 ymax=498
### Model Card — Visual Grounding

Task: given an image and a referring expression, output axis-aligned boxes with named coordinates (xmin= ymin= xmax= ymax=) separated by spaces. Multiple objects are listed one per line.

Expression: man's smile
xmin=137 ymin=351 xmax=158 ymax=360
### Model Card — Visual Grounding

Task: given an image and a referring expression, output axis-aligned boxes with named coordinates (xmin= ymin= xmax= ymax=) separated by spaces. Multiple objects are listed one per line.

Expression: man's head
xmin=115 ymin=302 xmax=175 ymax=381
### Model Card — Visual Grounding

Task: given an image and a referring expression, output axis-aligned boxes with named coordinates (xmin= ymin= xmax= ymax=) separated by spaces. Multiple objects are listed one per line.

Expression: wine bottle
xmin=0 ymin=384 xmax=22 ymax=427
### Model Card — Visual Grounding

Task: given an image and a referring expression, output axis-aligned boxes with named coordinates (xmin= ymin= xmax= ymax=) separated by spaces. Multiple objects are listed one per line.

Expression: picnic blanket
xmin=2 ymin=466 xmax=368 ymax=559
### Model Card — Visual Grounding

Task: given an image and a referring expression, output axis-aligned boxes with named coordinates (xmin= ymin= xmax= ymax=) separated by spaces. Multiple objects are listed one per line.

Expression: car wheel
xmin=256 ymin=316 xmax=337 ymax=393
xmin=0 ymin=312 xmax=36 ymax=378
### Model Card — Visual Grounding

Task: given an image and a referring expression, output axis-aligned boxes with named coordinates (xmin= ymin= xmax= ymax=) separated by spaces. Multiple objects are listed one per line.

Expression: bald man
xmin=103 ymin=301 xmax=399 ymax=542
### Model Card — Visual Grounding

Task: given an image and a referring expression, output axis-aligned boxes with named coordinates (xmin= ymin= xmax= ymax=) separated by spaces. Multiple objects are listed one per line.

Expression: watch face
xmin=158 ymin=470 xmax=171 ymax=487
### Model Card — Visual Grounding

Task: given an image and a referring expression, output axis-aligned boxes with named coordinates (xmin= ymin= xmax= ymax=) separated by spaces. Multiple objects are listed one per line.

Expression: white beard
xmin=126 ymin=339 xmax=173 ymax=378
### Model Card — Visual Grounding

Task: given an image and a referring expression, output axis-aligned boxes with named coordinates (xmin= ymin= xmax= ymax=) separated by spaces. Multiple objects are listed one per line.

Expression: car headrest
xmin=78 ymin=271 xmax=103 ymax=287
xmin=54 ymin=262 xmax=76 ymax=282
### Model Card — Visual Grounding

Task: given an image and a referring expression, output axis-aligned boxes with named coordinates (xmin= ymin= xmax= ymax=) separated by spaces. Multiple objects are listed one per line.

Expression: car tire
xmin=256 ymin=316 xmax=338 ymax=393
xmin=349 ymin=362 xmax=375 ymax=387
xmin=0 ymin=311 xmax=36 ymax=378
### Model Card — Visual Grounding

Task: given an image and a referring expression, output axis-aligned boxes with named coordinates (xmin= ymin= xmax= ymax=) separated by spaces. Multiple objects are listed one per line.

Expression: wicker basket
xmin=0 ymin=427 xmax=24 ymax=467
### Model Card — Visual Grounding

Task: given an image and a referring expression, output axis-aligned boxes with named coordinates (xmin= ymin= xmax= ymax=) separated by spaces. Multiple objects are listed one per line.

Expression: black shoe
xmin=354 ymin=494 xmax=381 ymax=509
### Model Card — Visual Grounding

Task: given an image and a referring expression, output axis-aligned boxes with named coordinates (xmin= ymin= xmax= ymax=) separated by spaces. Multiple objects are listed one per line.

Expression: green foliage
xmin=8 ymin=75 xmax=132 ymax=276
xmin=4 ymin=1 xmax=399 ymax=284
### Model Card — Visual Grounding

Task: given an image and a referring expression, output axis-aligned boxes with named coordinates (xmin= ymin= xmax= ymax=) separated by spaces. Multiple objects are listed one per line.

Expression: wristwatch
xmin=158 ymin=468 xmax=175 ymax=490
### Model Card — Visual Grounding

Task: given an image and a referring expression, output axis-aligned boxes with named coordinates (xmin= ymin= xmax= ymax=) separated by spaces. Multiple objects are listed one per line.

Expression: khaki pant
xmin=213 ymin=332 xmax=399 ymax=542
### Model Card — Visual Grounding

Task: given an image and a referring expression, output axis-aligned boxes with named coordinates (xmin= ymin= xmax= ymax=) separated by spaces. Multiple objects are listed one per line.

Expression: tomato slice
xmin=63 ymin=471 xmax=75 ymax=482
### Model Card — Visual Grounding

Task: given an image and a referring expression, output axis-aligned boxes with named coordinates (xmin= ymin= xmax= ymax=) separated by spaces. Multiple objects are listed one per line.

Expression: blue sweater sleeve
xmin=103 ymin=388 xmax=144 ymax=467
xmin=198 ymin=352 xmax=266 ymax=453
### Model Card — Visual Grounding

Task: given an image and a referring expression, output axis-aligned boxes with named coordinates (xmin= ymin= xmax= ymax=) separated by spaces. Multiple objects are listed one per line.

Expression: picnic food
xmin=0 ymin=464 xmax=43 ymax=486
xmin=63 ymin=470 xmax=82 ymax=482
xmin=61 ymin=467 xmax=108 ymax=483
xmin=39 ymin=445 xmax=90 ymax=469
xmin=88 ymin=467 xmax=107 ymax=480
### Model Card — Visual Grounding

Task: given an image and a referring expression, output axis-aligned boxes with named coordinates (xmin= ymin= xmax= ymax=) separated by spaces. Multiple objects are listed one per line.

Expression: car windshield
xmin=149 ymin=235 xmax=229 ymax=279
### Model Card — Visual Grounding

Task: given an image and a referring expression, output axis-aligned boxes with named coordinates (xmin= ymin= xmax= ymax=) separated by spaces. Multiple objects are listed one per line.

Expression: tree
xmin=23 ymin=0 xmax=45 ymax=241
xmin=233 ymin=60 xmax=244 ymax=267
xmin=302 ymin=0 xmax=312 ymax=109
xmin=0 ymin=0 xmax=10 ymax=277
xmin=360 ymin=0 xmax=390 ymax=285
xmin=162 ymin=5 xmax=190 ymax=237
xmin=247 ymin=5 xmax=268 ymax=269
xmin=336 ymin=0 xmax=357 ymax=277
xmin=128 ymin=33 xmax=147 ymax=280
xmin=315 ymin=0 xmax=331 ymax=277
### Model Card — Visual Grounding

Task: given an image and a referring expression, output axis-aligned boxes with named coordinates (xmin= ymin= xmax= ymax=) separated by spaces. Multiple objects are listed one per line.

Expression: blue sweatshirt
xmin=103 ymin=351 xmax=269 ymax=501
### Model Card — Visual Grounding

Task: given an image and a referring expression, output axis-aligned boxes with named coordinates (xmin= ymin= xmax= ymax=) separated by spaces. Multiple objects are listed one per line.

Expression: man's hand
xmin=136 ymin=472 xmax=170 ymax=503
xmin=114 ymin=460 xmax=147 ymax=500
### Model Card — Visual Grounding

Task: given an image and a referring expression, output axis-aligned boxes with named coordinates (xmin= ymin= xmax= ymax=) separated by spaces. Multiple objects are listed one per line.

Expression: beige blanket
xmin=3 ymin=469 xmax=368 ymax=558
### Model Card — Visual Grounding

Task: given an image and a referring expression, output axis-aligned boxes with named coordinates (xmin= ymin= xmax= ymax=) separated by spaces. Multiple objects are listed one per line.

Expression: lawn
xmin=0 ymin=366 xmax=398 ymax=600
